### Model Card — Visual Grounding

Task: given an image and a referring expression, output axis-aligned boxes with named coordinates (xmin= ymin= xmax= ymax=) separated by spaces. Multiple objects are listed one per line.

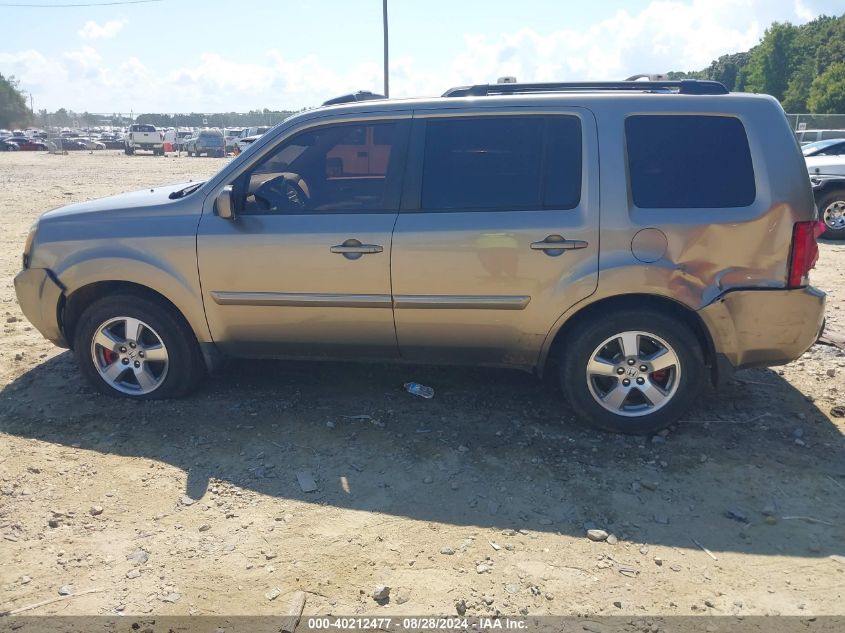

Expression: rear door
xmin=390 ymin=107 xmax=599 ymax=368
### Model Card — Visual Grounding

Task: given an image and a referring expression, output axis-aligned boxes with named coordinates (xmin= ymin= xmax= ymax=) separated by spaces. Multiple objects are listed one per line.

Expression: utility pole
xmin=382 ymin=0 xmax=389 ymax=97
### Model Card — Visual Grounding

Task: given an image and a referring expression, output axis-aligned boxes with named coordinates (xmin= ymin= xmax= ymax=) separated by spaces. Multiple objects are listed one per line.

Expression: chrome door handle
xmin=530 ymin=235 xmax=589 ymax=256
xmin=330 ymin=239 xmax=383 ymax=260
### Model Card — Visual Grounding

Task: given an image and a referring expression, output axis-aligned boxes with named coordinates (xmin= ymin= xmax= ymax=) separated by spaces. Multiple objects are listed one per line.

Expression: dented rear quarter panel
xmin=537 ymin=93 xmax=816 ymax=367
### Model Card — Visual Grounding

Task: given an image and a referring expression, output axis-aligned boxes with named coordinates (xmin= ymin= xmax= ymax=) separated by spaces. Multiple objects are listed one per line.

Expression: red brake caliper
xmin=102 ymin=348 xmax=117 ymax=364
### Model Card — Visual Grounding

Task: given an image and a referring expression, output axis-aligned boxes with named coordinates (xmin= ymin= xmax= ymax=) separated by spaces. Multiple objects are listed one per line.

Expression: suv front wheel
xmin=560 ymin=309 xmax=704 ymax=434
xmin=73 ymin=293 xmax=205 ymax=399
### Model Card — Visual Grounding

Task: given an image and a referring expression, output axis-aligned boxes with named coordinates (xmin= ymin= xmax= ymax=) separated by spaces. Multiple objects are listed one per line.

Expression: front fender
xmin=56 ymin=251 xmax=212 ymax=344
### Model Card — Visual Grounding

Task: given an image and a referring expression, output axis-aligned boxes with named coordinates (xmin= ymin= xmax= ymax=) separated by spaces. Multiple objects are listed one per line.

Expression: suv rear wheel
xmin=73 ymin=293 xmax=205 ymax=399
xmin=819 ymin=189 xmax=845 ymax=239
xmin=560 ymin=309 xmax=704 ymax=434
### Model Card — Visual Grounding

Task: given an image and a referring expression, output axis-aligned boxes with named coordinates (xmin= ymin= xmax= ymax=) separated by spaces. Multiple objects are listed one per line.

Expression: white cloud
xmin=78 ymin=19 xmax=127 ymax=40
xmin=794 ymin=0 xmax=817 ymax=21
xmin=2 ymin=0 xmax=838 ymax=113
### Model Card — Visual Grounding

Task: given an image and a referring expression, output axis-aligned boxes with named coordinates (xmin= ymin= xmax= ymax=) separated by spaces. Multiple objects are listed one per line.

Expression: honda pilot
xmin=15 ymin=80 xmax=826 ymax=434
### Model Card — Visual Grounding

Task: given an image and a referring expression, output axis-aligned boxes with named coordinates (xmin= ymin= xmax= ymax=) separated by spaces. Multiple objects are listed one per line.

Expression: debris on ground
xmin=372 ymin=585 xmax=390 ymax=601
xmin=404 ymin=382 xmax=435 ymax=399
xmin=295 ymin=470 xmax=318 ymax=493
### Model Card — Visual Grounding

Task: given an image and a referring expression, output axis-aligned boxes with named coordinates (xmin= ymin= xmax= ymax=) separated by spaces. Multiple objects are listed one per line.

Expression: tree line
xmin=0 ymin=74 xmax=30 ymax=128
xmin=669 ymin=12 xmax=845 ymax=113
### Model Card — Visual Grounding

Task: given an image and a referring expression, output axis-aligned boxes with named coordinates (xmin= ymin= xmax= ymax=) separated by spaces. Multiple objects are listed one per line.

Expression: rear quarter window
xmin=625 ymin=115 xmax=756 ymax=209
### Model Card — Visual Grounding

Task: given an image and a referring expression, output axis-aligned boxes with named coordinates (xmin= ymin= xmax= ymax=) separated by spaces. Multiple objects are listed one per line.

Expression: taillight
xmin=787 ymin=220 xmax=823 ymax=288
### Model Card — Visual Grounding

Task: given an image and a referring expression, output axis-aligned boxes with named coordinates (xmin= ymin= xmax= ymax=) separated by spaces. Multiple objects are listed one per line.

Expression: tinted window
xmin=626 ymin=115 xmax=755 ymax=208
xmin=421 ymin=116 xmax=581 ymax=211
xmin=240 ymin=121 xmax=405 ymax=214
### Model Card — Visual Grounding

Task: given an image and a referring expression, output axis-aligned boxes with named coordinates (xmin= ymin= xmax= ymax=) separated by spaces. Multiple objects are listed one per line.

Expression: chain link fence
xmin=786 ymin=113 xmax=845 ymax=132
xmin=46 ymin=137 xmax=66 ymax=154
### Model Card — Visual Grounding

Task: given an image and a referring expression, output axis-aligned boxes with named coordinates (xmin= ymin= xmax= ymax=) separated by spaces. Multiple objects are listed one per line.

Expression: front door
xmin=391 ymin=109 xmax=599 ymax=368
xmin=197 ymin=116 xmax=410 ymax=359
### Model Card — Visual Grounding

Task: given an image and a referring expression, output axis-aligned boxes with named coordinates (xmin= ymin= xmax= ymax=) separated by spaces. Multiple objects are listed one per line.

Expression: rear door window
xmin=420 ymin=115 xmax=582 ymax=211
xmin=625 ymin=115 xmax=756 ymax=208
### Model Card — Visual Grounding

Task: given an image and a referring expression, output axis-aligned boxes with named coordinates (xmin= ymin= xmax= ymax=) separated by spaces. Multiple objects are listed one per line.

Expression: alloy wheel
xmin=90 ymin=316 xmax=169 ymax=395
xmin=585 ymin=330 xmax=681 ymax=417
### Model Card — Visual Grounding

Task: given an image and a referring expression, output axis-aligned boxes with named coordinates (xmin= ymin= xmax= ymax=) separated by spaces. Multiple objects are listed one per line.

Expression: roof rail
xmin=442 ymin=80 xmax=729 ymax=97
xmin=322 ymin=90 xmax=386 ymax=106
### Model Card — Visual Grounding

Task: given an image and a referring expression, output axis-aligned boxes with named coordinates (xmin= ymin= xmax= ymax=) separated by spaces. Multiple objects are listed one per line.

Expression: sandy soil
xmin=0 ymin=151 xmax=843 ymax=618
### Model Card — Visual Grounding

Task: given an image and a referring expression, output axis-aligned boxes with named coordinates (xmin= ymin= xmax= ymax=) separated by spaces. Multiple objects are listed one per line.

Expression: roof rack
xmin=442 ymin=80 xmax=729 ymax=97
xmin=322 ymin=90 xmax=386 ymax=106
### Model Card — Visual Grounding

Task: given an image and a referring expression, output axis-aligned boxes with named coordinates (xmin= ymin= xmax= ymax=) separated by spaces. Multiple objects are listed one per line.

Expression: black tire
xmin=73 ymin=293 xmax=205 ymax=400
xmin=818 ymin=189 xmax=845 ymax=240
xmin=559 ymin=308 xmax=704 ymax=435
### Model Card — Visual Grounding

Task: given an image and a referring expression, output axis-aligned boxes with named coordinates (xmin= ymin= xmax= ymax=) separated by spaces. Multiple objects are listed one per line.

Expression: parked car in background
xmin=234 ymin=134 xmax=261 ymax=155
xmin=224 ymin=128 xmax=244 ymax=152
xmin=97 ymin=135 xmax=125 ymax=150
xmin=795 ymin=129 xmax=845 ymax=145
xmin=124 ymin=124 xmax=165 ymax=155
xmin=1 ymin=139 xmax=20 ymax=151
xmin=14 ymin=80 xmax=826 ymax=435
xmin=811 ymin=174 xmax=845 ymax=239
xmin=805 ymin=155 xmax=845 ymax=177
xmin=61 ymin=139 xmax=89 ymax=151
xmin=802 ymin=139 xmax=845 ymax=157
xmin=78 ymin=138 xmax=106 ymax=150
xmin=185 ymin=128 xmax=225 ymax=157
xmin=240 ymin=126 xmax=271 ymax=139
xmin=174 ymin=130 xmax=193 ymax=151
xmin=2 ymin=137 xmax=48 ymax=151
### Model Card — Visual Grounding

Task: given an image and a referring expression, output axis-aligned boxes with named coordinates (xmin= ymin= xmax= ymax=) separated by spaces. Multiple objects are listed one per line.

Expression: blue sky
xmin=1 ymin=0 xmax=842 ymax=113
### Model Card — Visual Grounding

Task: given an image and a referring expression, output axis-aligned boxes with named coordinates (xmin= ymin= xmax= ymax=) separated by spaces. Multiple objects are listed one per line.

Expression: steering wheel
xmin=254 ymin=175 xmax=309 ymax=211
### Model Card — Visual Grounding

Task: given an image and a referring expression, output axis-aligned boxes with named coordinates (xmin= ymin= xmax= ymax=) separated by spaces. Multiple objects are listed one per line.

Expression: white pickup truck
xmin=124 ymin=124 xmax=164 ymax=156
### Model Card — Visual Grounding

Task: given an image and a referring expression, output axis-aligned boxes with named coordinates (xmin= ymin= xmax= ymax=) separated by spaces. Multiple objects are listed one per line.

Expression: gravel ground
xmin=0 ymin=151 xmax=843 ymax=618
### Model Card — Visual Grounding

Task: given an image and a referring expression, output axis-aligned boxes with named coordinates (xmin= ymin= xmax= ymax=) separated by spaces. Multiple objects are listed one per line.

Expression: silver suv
xmin=15 ymin=80 xmax=826 ymax=434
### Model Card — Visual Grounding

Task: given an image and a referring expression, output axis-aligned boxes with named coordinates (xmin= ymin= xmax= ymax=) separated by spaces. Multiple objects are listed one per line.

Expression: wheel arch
xmin=540 ymin=293 xmax=718 ymax=385
xmin=62 ymin=281 xmax=198 ymax=349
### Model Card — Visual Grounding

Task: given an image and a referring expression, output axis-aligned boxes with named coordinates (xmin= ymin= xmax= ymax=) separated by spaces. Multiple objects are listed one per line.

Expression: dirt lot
xmin=0 ymin=152 xmax=843 ymax=618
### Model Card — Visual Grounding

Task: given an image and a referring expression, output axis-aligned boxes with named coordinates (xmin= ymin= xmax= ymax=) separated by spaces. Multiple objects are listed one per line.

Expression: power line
xmin=0 ymin=0 xmax=161 ymax=7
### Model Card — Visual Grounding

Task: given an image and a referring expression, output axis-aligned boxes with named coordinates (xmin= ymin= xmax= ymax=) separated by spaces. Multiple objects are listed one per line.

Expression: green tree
xmin=702 ymin=52 xmax=752 ymax=91
xmin=808 ymin=62 xmax=845 ymax=113
xmin=815 ymin=16 xmax=845 ymax=76
xmin=52 ymin=108 xmax=71 ymax=127
xmin=744 ymin=22 xmax=798 ymax=100
xmin=782 ymin=59 xmax=815 ymax=112
xmin=0 ymin=73 xmax=31 ymax=128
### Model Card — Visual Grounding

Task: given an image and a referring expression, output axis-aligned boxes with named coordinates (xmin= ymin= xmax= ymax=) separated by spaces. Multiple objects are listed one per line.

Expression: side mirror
xmin=216 ymin=185 xmax=235 ymax=220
